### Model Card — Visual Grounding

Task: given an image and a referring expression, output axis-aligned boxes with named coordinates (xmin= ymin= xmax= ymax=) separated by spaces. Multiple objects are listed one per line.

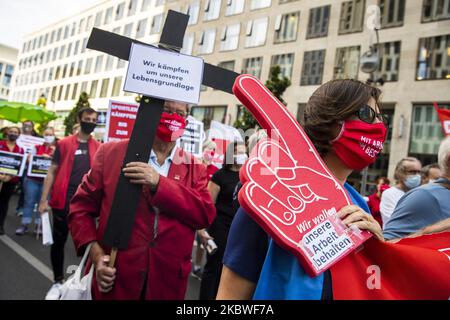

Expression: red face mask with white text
xmin=156 ymin=112 xmax=187 ymax=142
xmin=331 ymin=120 xmax=387 ymax=171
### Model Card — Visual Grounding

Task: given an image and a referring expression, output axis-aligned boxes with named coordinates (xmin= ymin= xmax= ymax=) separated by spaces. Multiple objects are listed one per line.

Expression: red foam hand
xmin=233 ymin=75 xmax=372 ymax=276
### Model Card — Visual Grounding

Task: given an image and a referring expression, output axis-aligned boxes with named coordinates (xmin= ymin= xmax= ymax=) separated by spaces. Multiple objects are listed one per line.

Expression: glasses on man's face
xmin=355 ymin=105 xmax=388 ymax=127
xmin=163 ymin=108 xmax=187 ymax=118
xmin=405 ymin=169 xmax=421 ymax=175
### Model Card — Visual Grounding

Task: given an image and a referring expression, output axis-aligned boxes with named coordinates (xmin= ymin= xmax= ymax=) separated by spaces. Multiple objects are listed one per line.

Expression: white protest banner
xmin=207 ymin=120 xmax=244 ymax=168
xmin=104 ymin=100 xmax=139 ymax=142
xmin=177 ymin=116 xmax=205 ymax=158
xmin=124 ymin=43 xmax=204 ymax=104
xmin=0 ymin=150 xmax=26 ymax=176
xmin=27 ymin=155 xmax=52 ymax=178
xmin=16 ymin=135 xmax=45 ymax=154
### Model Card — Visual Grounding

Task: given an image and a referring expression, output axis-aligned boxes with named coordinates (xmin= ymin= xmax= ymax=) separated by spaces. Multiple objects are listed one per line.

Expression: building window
xmin=181 ymin=33 xmax=195 ymax=55
xmin=95 ymin=55 xmax=104 ymax=73
xmin=150 ymin=14 xmax=163 ymax=34
xmin=105 ymin=55 xmax=115 ymax=71
xmin=220 ymin=23 xmax=240 ymax=51
xmin=204 ymin=0 xmax=222 ymax=21
xmin=69 ymin=62 xmax=75 ymax=77
xmin=128 ymin=0 xmax=138 ymax=16
xmin=116 ymin=2 xmax=126 ymax=20
xmin=187 ymin=1 xmax=200 ymax=25
xmin=124 ymin=23 xmax=133 ymax=37
xmin=339 ymin=0 xmax=365 ymax=34
xmin=378 ymin=41 xmax=401 ymax=81
xmin=422 ymin=0 xmax=450 ymax=22
xmin=81 ymin=38 xmax=88 ymax=53
xmin=301 ymin=50 xmax=325 ymax=85
xmin=274 ymin=12 xmax=300 ymax=44
xmin=379 ymin=0 xmax=405 ymax=28
xmin=81 ymin=81 xmax=88 ymax=94
xmin=71 ymin=22 xmax=76 ymax=36
xmin=100 ymin=78 xmax=110 ymax=98
xmin=416 ymin=34 xmax=450 ymax=80
xmin=271 ymin=53 xmax=294 ymax=79
xmin=226 ymin=0 xmax=245 ymax=16
xmin=242 ymin=57 xmax=263 ymax=78
xmin=62 ymin=64 xmax=68 ymax=78
xmin=59 ymin=45 xmax=66 ymax=59
xmin=78 ymin=19 xmax=85 ymax=34
xmin=67 ymin=43 xmax=72 ymax=57
xmin=142 ymin=0 xmax=152 ymax=11
xmin=104 ymin=7 xmax=113 ymax=24
xmin=250 ymin=0 xmax=271 ymax=10
xmin=191 ymin=105 xmax=227 ymax=130
xmin=2 ymin=65 xmax=14 ymax=87
xmin=218 ymin=60 xmax=235 ymax=71
xmin=84 ymin=58 xmax=93 ymax=74
xmin=334 ymin=46 xmax=361 ymax=79
xmin=65 ymin=84 xmax=71 ymax=100
xmin=245 ymin=17 xmax=268 ymax=48
xmin=410 ymin=104 xmax=448 ymax=156
xmin=55 ymin=66 xmax=61 ymax=79
xmin=72 ymin=83 xmax=79 ymax=100
xmin=90 ymin=80 xmax=98 ymax=98
xmin=307 ymin=5 xmax=330 ymax=39
xmin=136 ymin=19 xmax=147 ymax=38
xmin=112 ymin=77 xmax=122 ymax=96
xmin=94 ymin=11 xmax=103 ymax=27
xmin=86 ymin=15 xmax=93 ymax=32
xmin=57 ymin=85 xmax=64 ymax=101
xmin=197 ymin=29 xmax=216 ymax=54
xmin=64 ymin=26 xmax=69 ymax=39
xmin=76 ymin=60 xmax=83 ymax=76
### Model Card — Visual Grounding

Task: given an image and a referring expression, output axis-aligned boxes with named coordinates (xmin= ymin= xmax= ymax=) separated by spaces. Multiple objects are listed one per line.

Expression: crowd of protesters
xmin=0 ymin=79 xmax=449 ymax=300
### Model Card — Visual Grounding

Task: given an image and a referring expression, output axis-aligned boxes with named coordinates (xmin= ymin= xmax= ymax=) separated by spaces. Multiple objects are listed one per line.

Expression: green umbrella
xmin=0 ymin=101 xmax=58 ymax=123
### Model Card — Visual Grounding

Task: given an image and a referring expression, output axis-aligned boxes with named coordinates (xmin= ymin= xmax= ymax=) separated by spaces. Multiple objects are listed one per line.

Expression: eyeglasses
xmin=163 ymin=108 xmax=187 ymax=118
xmin=355 ymin=105 xmax=388 ymax=126
xmin=405 ymin=169 xmax=421 ymax=175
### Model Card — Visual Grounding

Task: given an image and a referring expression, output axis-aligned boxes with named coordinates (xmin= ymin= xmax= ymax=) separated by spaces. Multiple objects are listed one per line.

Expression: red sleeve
xmin=144 ymin=164 xmax=216 ymax=230
xmin=68 ymin=143 xmax=105 ymax=256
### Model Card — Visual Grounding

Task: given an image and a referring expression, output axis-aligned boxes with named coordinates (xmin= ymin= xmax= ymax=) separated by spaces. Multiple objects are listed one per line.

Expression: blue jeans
xmin=22 ymin=177 xmax=43 ymax=225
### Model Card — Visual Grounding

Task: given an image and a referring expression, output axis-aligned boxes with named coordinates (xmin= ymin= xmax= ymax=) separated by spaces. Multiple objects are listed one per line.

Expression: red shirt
xmin=367 ymin=192 xmax=382 ymax=226
xmin=0 ymin=140 xmax=24 ymax=184
xmin=206 ymin=164 xmax=219 ymax=180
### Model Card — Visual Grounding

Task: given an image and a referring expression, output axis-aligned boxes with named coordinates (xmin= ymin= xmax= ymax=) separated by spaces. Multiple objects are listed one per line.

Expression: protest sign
xmin=104 ymin=100 xmax=139 ymax=142
xmin=207 ymin=120 xmax=244 ymax=168
xmin=124 ymin=43 xmax=204 ymax=105
xmin=16 ymin=135 xmax=45 ymax=154
xmin=0 ymin=150 xmax=26 ymax=176
xmin=177 ymin=116 xmax=205 ymax=158
xmin=233 ymin=75 xmax=372 ymax=276
xmin=433 ymin=102 xmax=450 ymax=136
xmin=27 ymin=155 xmax=52 ymax=178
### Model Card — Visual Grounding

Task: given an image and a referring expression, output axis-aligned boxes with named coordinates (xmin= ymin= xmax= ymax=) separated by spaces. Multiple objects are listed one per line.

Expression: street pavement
xmin=0 ymin=195 xmax=201 ymax=300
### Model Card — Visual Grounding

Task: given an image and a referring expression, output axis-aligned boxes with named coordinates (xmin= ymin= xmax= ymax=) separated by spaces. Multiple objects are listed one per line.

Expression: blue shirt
xmin=223 ymin=183 xmax=370 ymax=300
xmin=148 ymin=146 xmax=178 ymax=177
xmin=383 ymin=178 xmax=450 ymax=240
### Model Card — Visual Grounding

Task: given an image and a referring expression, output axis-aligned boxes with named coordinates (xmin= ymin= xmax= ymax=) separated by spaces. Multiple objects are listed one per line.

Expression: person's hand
xmin=198 ymin=229 xmax=213 ymax=247
xmin=123 ymin=162 xmax=160 ymax=191
xmin=90 ymin=243 xmax=116 ymax=293
xmin=38 ymin=200 xmax=49 ymax=214
xmin=337 ymin=205 xmax=384 ymax=241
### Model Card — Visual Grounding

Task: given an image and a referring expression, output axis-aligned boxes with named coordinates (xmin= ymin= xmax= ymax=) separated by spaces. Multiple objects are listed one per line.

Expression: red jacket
xmin=0 ymin=140 xmax=24 ymax=184
xmin=68 ymin=140 xmax=216 ymax=300
xmin=49 ymin=134 xmax=100 ymax=210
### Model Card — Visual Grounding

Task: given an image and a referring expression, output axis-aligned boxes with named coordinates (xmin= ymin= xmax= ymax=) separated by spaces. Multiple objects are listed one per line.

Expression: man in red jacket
xmin=68 ymin=100 xmax=216 ymax=300
xmin=38 ymin=107 xmax=100 ymax=299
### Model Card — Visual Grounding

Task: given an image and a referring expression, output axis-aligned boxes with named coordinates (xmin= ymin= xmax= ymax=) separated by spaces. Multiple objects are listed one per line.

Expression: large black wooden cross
xmin=87 ymin=10 xmax=239 ymax=265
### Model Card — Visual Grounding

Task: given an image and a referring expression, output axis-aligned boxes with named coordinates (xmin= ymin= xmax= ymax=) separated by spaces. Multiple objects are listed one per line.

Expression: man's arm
xmin=146 ymin=164 xmax=216 ymax=230
xmin=38 ymin=163 xmax=58 ymax=213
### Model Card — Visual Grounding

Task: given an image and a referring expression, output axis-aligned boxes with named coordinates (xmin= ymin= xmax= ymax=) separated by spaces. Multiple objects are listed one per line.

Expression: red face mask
xmin=331 ymin=120 xmax=387 ymax=171
xmin=156 ymin=112 xmax=187 ymax=142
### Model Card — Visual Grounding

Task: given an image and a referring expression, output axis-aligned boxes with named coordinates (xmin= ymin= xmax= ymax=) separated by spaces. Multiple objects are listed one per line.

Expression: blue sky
xmin=0 ymin=0 xmax=100 ymax=49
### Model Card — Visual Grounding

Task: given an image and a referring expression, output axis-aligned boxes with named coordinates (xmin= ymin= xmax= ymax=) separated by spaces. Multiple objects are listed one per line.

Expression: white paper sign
xmin=177 ymin=116 xmax=205 ymax=158
xmin=41 ymin=212 xmax=53 ymax=246
xmin=16 ymin=135 xmax=45 ymax=154
xmin=124 ymin=43 xmax=204 ymax=104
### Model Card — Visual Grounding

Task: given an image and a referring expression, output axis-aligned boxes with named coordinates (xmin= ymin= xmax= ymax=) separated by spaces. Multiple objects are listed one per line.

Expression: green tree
xmin=234 ymin=65 xmax=291 ymax=131
xmin=63 ymin=92 xmax=90 ymax=136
